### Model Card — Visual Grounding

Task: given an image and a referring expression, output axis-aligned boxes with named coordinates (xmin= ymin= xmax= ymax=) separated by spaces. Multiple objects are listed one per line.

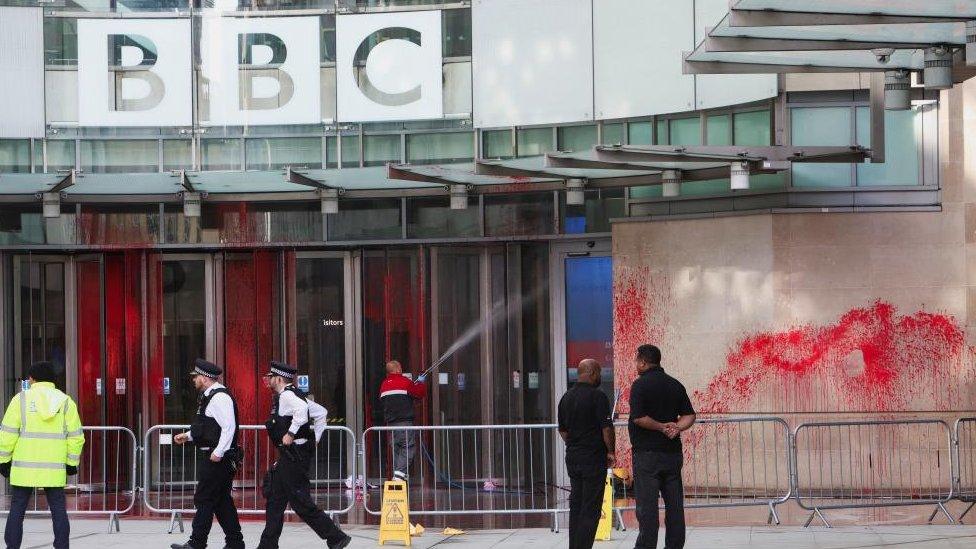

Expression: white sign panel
xmin=594 ymin=0 xmax=695 ymax=118
xmin=472 ymin=0 xmax=593 ymax=127
xmin=336 ymin=11 xmax=443 ymax=122
xmin=78 ymin=19 xmax=192 ymax=127
xmin=202 ymin=16 xmax=321 ymax=126
xmin=0 ymin=7 xmax=45 ymax=138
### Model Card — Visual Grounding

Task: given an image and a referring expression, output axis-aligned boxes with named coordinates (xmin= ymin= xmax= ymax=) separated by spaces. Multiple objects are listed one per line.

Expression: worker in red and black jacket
xmin=379 ymin=360 xmax=427 ymax=481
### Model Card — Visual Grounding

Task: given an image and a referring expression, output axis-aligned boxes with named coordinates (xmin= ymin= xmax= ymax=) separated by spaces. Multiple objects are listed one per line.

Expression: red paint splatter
xmin=612 ymin=266 xmax=672 ymax=411
xmin=696 ymin=301 xmax=967 ymax=414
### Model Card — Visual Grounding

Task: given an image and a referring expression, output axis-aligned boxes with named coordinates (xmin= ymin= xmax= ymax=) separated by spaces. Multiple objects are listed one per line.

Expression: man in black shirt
xmin=628 ymin=345 xmax=696 ymax=549
xmin=558 ymin=359 xmax=615 ymax=549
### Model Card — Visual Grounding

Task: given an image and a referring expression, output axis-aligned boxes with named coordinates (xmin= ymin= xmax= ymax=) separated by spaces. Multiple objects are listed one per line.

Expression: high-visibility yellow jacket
xmin=0 ymin=382 xmax=85 ymax=488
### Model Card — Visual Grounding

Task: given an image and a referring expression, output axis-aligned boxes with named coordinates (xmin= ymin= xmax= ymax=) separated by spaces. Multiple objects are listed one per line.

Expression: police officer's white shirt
xmin=278 ymin=386 xmax=311 ymax=445
xmin=186 ymin=382 xmax=236 ymax=458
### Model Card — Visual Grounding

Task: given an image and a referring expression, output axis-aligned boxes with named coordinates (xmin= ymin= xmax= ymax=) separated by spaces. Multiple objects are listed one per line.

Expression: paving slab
xmin=12 ymin=520 xmax=976 ymax=548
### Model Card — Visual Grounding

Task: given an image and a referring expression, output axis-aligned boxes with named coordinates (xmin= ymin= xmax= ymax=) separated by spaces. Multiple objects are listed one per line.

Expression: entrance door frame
xmin=292 ymin=251 xmax=359 ymax=464
xmin=11 ymin=254 xmax=77 ymax=401
xmin=548 ymin=239 xmax=612 ymax=486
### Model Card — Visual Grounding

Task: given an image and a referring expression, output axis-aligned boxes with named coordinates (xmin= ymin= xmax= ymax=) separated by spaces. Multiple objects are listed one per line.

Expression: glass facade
xmin=557 ymin=125 xmax=597 ymax=153
xmin=0 ymin=140 xmax=30 ymax=173
xmin=406 ymin=132 xmax=473 ymax=165
xmin=516 ymin=128 xmax=554 ymax=158
xmin=245 ymin=137 xmax=323 ymax=171
xmin=80 ymin=140 xmax=158 ymax=173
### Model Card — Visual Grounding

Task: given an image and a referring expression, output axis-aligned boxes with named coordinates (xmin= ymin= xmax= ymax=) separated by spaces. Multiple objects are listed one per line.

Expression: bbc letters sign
xmin=201 ymin=16 xmax=320 ymax=126
xmin=77 ymin=19 xmax=192 ymax=127
xmin=74 ymin=14 xmax=443 ymax=127
xmin=336 ymin=11 xmax=443 ymax=122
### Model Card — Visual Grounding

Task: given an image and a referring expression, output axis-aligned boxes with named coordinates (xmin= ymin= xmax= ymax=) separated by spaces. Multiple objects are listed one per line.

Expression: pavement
xmin=12 ymin=519 xmax=976 ymax=548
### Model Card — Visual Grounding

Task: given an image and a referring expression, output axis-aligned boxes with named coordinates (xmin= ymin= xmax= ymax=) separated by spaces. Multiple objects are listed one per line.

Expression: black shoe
xmin=170 ymin=544 xmax=193 ymax=549
xmin=328 ymin=534 xmax=352 ymax=549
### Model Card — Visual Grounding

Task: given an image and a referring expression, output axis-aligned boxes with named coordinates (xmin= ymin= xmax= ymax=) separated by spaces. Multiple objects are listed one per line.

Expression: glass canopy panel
xmin=0 ymin=175 xmax=65 ymax=195
xmin=64 ymin=173 xmax=185 ymax=195
xmin=710 ymin=14 xmax=964 ymax=44
xmin=686 ymin=48 xmax=924 ymax=70
xmin=731 ymin=0 xmax=976 ymax=18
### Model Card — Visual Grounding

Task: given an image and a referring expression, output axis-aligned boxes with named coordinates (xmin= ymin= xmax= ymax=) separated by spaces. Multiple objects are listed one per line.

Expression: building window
xmin=0 ymin=140 xmax=31 ymax=173
xmin=406 ymin=132 xmax=474 ymax=165
xmin=43 ymin=18 xmax=77 ymax=66
xmin=443 ymin=8 xmax=472 ymax=57
xmin=80 ymin=140 xmax=158 ymax=173
xmin=557 ymin=125 xmax=597 ymax=153
xmin=485 ymin=193 xmax=554 ymax=236
xmin=163 ymin=140 xmax=193 ymax=172
xmin=855 ymin=107 xmax=920 ymax=186
xmin=406 ymin=196 xmax=479 ymax=238
xmin=34 ymin=140 xmax=76 ymax=173
xmin=734 ymin=110 xmax=771 ymax=146
xmin=601 ymin=123 xmax=625 ymax=145
xmin=328 ymin=198 xmax=401 ymax=241
xmin=668 ymin=117 xmax=700 ymax=146
xmin=516 ymin=128 xmax=553 ymax=157
xmin=656 ymin=119 xmax=668 ymax=144
xmin=201 ymin=138 xmax=242 ymax=171
xmin=791 ymin=106 xmax=853 ymax=187
xmin=627 ymin=122 xmax=652 ymax=145
xmin=561 ymin=188 xmax=624 ymax=234
xmin=363 ymin=134 xmax=400 ymax=167
xmin=706 ymin=114 xmax=730 ymax=146
xmin=326 ymin=135 xmax=361 ymax=168
xmin=482 ymin=130 xmax=513 ymax=159
xmin=245 ymin=137 xmax=323 ymax=170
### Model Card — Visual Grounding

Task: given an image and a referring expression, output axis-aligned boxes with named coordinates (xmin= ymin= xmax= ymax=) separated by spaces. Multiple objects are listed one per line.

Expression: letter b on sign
xmin=78 ymin=18 xmax=192 ymax=127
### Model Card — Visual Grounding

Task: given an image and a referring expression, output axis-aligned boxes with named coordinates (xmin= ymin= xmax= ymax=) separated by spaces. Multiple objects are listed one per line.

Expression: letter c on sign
xmin=353 ymin=27 xmax=423 ymax=107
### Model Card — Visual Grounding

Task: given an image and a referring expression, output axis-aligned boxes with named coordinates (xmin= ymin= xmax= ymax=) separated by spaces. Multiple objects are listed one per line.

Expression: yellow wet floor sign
xmin=379 ymin=479 xmax=411 ymax=546
xmin=595 ymin=470 xmax=613 ymax=541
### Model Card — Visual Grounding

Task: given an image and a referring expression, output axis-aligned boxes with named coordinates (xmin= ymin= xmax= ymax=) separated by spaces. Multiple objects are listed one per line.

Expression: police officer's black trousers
xmin=190 ymin=454 xmax=245 ymax=549
xmin=633 ymin=450 xmax=685 ymax=549
xmin=567 ymin=471 xmax=605 ymax=549
xmin=257 ymin=446 xmax=345 ymax=549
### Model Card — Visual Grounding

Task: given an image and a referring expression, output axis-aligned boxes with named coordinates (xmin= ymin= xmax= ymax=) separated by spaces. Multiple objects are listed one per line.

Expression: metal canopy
xmin=686 ymin=1 xmax=976 ymax=79
xmin=591 ymin=144 xmax=869 ymax=166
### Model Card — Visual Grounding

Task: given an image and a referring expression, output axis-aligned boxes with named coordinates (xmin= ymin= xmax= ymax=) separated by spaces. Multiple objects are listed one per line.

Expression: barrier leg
xmin=168 ymin=511 xmax=184 ymax=534
xmin=107 ymin=513 xmax=120 ymax=533
xmin=958 ymin=502 xmax=976 ymax=523
xmin=803 ymin=508 xmax=831 ymax=528
xmin=551 ymin=511 xmax=559 ymax=533
xmin=614 ymin=508 xmax=626 ymax=532
xmin=927 ymin=502 xmax=956 ymax=525
xmin=767 ymin=503 xmax=781 ymax=526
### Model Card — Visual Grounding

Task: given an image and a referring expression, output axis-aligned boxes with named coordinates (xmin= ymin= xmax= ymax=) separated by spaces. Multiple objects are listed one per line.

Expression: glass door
xmin=149 ymin=255 xmax=213 ymax=427
xmin=12 ymin=256 xmax=68 ymax=394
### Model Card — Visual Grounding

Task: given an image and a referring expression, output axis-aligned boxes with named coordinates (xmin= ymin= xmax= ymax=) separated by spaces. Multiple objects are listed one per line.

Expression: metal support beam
xmin=704 ymin=34 xmax=934 ymax=53
xmin=594 ymin=145 xmax=869 ymax=164
xmin=729 ymin=9 xmax=966 ymax=27
xmin=869 ymin=71 xmax=886 ymax=164
xmin=285 ymin=167 xmax=329 ymax=190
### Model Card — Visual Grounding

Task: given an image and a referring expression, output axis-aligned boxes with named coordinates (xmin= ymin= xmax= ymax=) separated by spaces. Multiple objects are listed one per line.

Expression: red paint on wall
xmin=694 ymin=301 xmax=967 ymax=414
xmin=612 ymin=266 xmax=672 ymax=411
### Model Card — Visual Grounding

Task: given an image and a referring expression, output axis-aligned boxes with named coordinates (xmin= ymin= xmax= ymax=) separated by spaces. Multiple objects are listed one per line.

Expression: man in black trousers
xmin=257 ymin=361 xmax=351 ymax=549
xmin=558 ymin=358 xmax=615 ymax=549
xmin=628 ymin=345 xmax=696 ymax=549
xmin=172 ymin=359 xmax=245 ymax=549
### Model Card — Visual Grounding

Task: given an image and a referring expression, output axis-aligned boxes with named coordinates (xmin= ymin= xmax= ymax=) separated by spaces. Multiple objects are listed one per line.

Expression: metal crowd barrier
xmin=143 ymin=424 xmax=356 ymax=533
xmin=792 ymin=419 xmax=955 ymax=527
xmin=610 ymin=417 xmax=792 ymax=529
xmin=955 ymin=418 xmax=976 ymax=523
xmin=361 ymin=424 xmax=564 ymax=528
xmin=0 ymin=426 xmax=138 ymax=533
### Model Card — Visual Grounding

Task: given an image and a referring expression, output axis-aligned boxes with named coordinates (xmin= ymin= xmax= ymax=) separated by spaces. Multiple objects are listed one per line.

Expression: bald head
xmin=386 ymin=360 xmax=402 ymax=375
xmin=577 ymin=359 xmax=601 ymax=385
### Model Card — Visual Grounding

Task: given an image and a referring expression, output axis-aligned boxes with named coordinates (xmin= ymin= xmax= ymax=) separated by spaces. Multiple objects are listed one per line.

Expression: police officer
xmin=257 ymin=361 xmax=351 ymax=549
xmin=171 ymin=359 xmax=245 ymax=549
xmin=557 ymin=358 xmax=615 ymax=549
xmin=0 ymin=361 xmax=85 ymax=549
